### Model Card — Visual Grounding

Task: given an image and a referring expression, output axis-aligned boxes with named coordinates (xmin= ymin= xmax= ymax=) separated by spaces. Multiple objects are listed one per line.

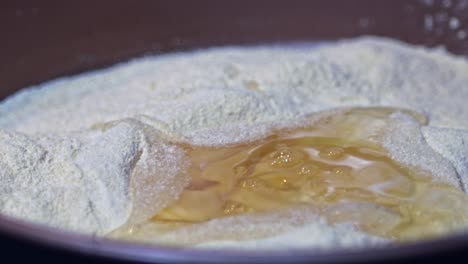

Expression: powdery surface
xmin=0 ymin=37 xmax=467 ymax=248
xmin=422 ymin=127 xmax=468 ymax=192
xmin=195 ymin=223 xmax=384 ymax=251
xmin=0 ymin=120 xmax=189 ymax=235
xmin=381 ymin=113 xmax=461 ymax=188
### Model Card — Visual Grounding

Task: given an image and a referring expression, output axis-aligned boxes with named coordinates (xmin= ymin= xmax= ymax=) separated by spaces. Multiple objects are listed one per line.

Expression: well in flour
xmin=0 ymin=36 xmax=468 ymax=249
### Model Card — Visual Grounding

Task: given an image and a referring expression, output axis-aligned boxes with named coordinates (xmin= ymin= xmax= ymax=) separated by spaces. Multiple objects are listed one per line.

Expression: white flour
xmin=0 ymin=37 xmax=467 ymax=248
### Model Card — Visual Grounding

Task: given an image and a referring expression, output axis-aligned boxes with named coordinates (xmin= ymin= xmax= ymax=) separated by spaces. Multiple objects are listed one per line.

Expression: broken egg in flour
xmin=116 ymin=107 xmax=468 ymax=244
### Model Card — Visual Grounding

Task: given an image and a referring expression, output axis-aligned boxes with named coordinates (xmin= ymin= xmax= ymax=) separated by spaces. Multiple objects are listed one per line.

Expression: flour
xmin=0 ymin=120 xmax=189 ymax=234
xmin=422 ymin=127 xmax=468 ymax=191
xmin=195 ymin=222 xmax=385 ymax=250
xmin=0 ymin=36 xmax=468 ymax=248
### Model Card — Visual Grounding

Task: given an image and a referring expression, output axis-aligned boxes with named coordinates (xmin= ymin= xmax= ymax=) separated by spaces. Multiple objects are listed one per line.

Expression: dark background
xmin=1 ymin=0 xmax=467 ymax=99
xmin=0 ymin=0 xmax=467 ymax=263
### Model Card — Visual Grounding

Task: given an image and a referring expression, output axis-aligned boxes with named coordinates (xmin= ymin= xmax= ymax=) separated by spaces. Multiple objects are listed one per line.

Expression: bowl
xmin=1 ymin=1 xmax=467 ymax=263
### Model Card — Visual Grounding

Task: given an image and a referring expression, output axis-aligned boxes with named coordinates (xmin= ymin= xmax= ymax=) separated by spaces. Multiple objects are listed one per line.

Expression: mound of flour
xmin=0 ymin=37 xmax=467 ymax=248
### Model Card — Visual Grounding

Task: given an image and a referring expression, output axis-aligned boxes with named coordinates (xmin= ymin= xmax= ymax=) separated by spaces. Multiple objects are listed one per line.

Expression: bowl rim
xmin=1 ymin=212 xmax=468 ymax=264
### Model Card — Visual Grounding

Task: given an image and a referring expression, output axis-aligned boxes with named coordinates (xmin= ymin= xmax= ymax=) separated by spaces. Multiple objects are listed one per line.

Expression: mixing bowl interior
xmin=0 ymin=0 xmax=467 ymax=263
